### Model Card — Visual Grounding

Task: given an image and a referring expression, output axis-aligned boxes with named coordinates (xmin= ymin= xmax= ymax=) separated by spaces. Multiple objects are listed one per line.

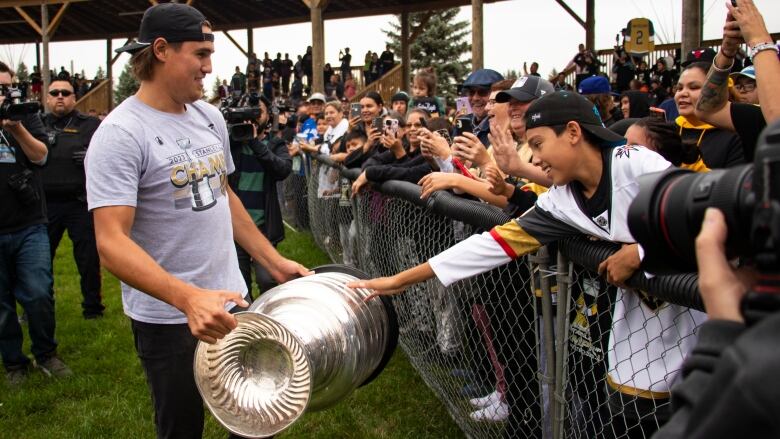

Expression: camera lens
xmin=628 ymin=164 xmax=753 ymax=273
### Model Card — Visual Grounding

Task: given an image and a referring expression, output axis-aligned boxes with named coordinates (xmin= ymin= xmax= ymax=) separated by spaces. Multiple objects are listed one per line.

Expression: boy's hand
xmin=598 ymin=244 xmax=641 ymax=287
xmin=348 ymin=276 xmax=408 ymax=301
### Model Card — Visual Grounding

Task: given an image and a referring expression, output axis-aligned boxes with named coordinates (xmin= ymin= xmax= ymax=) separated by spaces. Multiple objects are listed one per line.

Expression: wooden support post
xmin=681 ymin=0 xmax=702 ymax=58
xmin=309 ymin=1 xmax=326 ymax=93
xmin=46 ymin=1 xmax=70 ymax=37
xmin=585 ymin=0 xmax=595 ymax=50
xmin=471 ymin=0 xmax=483 ymax=71
xmin=41 ymin=1 xmax=50 ymax=109
xmin=223 ymin=31 xmax=248 ymax=58
xmin=106 ymin=39 xmax=113 ymax=110
xmin=401 ymin=11 xmax=410 ymax=91
xmin=246 ymin=27 xmax=254 ymax=60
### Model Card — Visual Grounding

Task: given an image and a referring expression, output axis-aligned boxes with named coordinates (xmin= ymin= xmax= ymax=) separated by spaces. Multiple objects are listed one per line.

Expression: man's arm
xmin=4 ymin=114 xmax=48 ymax=163
xmin=228 ymin=185 xmax=310 ymax=283
xmin=93 ymin=205 xmax=248 ymax=344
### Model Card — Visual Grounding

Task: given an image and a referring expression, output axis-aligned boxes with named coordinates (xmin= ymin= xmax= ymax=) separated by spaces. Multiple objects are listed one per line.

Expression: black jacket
xmin=42 ymin=110 xmax=100 ymax=201
xmin=654 ymin=313 xmax=780 ymax=438
xmin=229 ymin=135 xmax=292 ymax=245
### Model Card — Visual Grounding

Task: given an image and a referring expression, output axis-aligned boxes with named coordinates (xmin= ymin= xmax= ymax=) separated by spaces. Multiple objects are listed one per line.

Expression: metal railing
xmin=278 ymin=154 xmax=704 ymax=439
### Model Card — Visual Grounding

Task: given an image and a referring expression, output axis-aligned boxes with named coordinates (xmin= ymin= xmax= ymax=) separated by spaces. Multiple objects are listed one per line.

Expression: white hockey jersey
xmin=429 ymin=144 xmax=707 ymax=393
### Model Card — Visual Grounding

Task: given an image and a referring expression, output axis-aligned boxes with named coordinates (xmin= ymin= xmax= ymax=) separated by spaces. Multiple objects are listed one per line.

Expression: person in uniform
xmin=42 ymin=79 xmax=104 ymax=319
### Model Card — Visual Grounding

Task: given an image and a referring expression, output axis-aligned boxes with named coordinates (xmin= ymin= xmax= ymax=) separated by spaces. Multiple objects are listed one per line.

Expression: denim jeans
xmin=0 ymin=223 xmax=58 ymax=370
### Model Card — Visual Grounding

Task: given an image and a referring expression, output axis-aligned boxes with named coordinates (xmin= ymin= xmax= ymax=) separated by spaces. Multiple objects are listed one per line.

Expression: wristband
xmin=712 ymin=53 xmax=735 ymax=72
xmin=749 ymin=42 xmax=779 ymax=63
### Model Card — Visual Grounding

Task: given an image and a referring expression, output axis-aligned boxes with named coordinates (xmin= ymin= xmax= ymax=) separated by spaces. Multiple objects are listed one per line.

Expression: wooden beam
xmin=106 ymin=38 xmax=113 ymax=110
xmin=148 ymin=0 xmax=157 ymax=5
xmin=471 ymin=0 xmax=484 ymax=71
xmin=0 ymin=0 xmax=85 ymax=6
xmin=585 ymin=0 xmax=594 ymax=50
xmin=401 ymin=11 xmax=410 ymax=90
xmin=46 ymin=2 xmax=70 ymax=37
xmin=407 ymin=11 xmax=433 ymax=45
xmin=186 ymin=0 xmax=193 ymax=5
xmin=553 ymin=0 xmax=585 ymax=29
xmin=222 ymin=30 xmax=247 ymax=57
xmin=310 ymin=2 xmax=325 ymax=92
xmin=110 ymin=38 xmax=131 ymax=65
xmin=14 ymin=6 xmax=42 ymax=35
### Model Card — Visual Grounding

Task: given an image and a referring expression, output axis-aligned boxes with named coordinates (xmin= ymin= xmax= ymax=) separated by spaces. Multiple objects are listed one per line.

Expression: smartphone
xmin=350 ymin=103 xmax=361 ymax=119
xmin=384 ymin=118 xmax=400 ymax=137
xmin=372 ymin=117 xmax=383 ymax=132
xmin=455 ymin=117 xmax=474 ymax=136
xmin=455 ymin=96 xmax=472 ymax=114
xmin=649 ymin=107 xmax=667 ymax=121
xmin=435 ymin=128 xmax=453 ymax=146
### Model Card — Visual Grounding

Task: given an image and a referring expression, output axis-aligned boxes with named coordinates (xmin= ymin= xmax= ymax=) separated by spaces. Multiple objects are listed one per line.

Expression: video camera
xmin=1 ymin=85 xmax=40 ymax=121
xmin=628 ymin=121 xmax=780 ymax=322
xmin=221 ymin=93 xmax=263 ymax=142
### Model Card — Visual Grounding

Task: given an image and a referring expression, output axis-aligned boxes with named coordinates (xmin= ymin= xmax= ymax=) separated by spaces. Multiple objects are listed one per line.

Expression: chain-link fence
xmin=279 ymin=154 xmax=704 ymax=439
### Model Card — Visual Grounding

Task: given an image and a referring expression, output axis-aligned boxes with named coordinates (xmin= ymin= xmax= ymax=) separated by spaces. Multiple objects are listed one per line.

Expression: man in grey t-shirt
xmin=85 ymin=4 xmax=309 ymax=438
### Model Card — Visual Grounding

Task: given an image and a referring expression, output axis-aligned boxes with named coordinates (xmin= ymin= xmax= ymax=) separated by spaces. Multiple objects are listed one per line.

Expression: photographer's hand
xmin=3 ymin=118 xmax=47 ymax=163
xmin=696 ymin=208 xmax=757 ymax=323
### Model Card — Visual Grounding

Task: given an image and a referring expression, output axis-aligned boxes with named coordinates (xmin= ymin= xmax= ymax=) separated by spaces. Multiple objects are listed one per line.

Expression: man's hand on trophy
xmin=181 ymin=288 xmax=250 ymax=344
xmin=269 ymin=257 xmax=314 ymax=283
xmin=349 ymin=276 xmax=408 ymax=301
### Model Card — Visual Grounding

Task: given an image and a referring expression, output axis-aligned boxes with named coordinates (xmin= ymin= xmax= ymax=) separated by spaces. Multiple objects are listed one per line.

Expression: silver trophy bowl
xmin=194 ymin=265 xmax=398 ymax=438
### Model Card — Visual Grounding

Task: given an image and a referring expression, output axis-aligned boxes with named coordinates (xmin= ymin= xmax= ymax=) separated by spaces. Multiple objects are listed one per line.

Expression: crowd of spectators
xmin=224 ymin=45 xmax=396 ymax=106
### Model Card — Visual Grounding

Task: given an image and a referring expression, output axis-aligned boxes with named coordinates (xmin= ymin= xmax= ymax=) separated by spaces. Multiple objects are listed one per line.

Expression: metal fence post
xmin=530 ymin=247 xmax=557 ymax=439
xmin=554 ymin=252 xmax=573 ymax=439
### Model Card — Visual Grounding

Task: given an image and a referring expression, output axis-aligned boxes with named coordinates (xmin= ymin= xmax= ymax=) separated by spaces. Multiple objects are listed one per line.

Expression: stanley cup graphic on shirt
xmin=176 ymin=137 xmax=217 ymax=211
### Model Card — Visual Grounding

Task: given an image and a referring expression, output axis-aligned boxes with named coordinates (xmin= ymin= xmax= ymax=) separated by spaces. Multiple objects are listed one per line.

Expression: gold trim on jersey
xmin=606 ymin=374 xmax=671 ymax=400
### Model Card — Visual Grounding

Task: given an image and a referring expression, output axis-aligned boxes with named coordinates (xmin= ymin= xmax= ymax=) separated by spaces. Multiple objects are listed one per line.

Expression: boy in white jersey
xmin=350 ymin=91 xmax=707 ymax=436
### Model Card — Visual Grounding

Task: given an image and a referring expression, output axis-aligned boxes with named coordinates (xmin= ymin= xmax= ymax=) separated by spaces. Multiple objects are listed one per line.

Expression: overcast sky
xmin=2 ymin=0 xmax=779 ymax=91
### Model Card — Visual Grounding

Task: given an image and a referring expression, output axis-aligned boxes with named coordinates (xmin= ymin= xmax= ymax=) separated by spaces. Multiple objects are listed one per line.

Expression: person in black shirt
xmin=42 ymin=79 xmax=104 ymax=319
xmin=339 ymin=47 xmax=352 ymax=81
xmin=379 ymin=45 xmax=395 ymax=76
xmin=0 ymin=61 xmax=72 ymax=385
xmin=281 ymin=53 xmax=293 ymax=94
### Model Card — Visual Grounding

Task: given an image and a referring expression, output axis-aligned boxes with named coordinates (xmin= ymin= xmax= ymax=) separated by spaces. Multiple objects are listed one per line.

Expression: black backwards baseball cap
xmin=524 ymin=91 xmax=625 ymax=145
xmin=115 ymin=3 xmax=214 ymax=54
xmin=495 ymin=76 xmax=555 ymax=103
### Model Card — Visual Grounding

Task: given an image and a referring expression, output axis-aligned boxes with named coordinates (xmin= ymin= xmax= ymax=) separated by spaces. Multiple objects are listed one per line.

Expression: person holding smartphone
xmin=343 ymin=91 xmax=385 ymax=169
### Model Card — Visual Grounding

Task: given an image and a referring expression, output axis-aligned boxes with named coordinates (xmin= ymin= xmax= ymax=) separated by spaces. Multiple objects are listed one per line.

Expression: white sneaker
xmin=469 ymin=400 xmax=509 ymax=422
xmin=469 ymin=390 xmax=502 ymax=408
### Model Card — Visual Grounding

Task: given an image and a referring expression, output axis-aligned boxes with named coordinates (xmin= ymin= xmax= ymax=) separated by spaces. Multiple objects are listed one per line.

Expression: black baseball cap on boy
xmin=524 ymin=91 xmax=625 ymax=145
xmin=115 ymin=3 xmax=214 ymax=54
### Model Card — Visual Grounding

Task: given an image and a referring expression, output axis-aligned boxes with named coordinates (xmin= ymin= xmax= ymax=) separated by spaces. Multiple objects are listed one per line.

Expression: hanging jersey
xmin=624 ymin=18 xmax=656 ymax=56
xmin=429 ymin=144 xmax=707 ymax=393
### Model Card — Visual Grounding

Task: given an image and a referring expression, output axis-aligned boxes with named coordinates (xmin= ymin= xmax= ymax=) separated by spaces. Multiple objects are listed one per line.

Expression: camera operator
xmin=228 ymin=95 xmax=292 ymax=297
xmin=653 ymin=207 xmax=776 ymax=438
xmin=42 ymin=79 xmax=104 ymax=319
xmin=0 ymin=61 xmax=72 ymax=385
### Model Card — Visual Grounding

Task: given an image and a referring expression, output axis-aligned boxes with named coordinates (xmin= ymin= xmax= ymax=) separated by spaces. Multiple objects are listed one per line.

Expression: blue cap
xmin=578 ymin=76 xmax=618 ymax=96
xmin=460 ymin=69 xmax=504 ymax=90
xmin=730 ymin=66 xmax=756 ymax=81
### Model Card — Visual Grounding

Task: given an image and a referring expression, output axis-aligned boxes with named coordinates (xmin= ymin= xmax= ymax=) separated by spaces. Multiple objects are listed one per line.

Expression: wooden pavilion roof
xmin=0 ymin=0 xmax=507 ymax=45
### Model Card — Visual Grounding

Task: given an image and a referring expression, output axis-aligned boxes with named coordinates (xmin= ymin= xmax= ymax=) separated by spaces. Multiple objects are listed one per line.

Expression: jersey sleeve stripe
xmin=490 ymin=220 xmax=542 ymax=259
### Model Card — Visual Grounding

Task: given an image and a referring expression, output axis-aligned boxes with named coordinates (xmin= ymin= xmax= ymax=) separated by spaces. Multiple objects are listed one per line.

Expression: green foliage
xmin=504 ymin=69 xmax=519 ymax=81
xmin=15 ymin=62 xmax=29 ymax=83
xmin=210 ymin=75 xmax=222 ymax=100
xmin=384 ymin=9 xmax=471 ymax=104
xmin=114 ymin=63 xmax=139 ymax=106
xmin=0 ymin=232 xmax=462 ymax=439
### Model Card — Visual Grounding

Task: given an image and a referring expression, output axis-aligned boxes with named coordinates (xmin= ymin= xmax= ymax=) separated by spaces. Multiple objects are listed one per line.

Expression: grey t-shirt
xmin=86 ymin=96 xmax=247 ymax=324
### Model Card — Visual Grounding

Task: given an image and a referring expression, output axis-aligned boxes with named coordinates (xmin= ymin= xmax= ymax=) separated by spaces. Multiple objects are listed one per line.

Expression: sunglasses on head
xmin=49 ymin=89 xmax=73 ymax=97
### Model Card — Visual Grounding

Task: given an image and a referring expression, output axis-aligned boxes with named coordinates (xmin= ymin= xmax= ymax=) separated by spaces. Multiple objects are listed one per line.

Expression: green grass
xmin=0 ymin=229 xmax=462 ymax=439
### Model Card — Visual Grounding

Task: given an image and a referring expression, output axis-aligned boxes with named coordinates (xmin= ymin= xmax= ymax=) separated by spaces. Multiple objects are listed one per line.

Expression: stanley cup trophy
xmin=194 ymin=265 xmax=398 ymax=438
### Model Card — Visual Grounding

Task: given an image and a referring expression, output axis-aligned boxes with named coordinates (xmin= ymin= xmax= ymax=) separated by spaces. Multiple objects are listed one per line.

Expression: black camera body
xmin=221 ymin=94 xmax=262 ymax=143
xmin=629 ymin=122 xmax=780 ymax=273
xmin=1 ymin=86 xmax=40 ymax=121
xmin=7 ymin=168 xmax=40 ymax=205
